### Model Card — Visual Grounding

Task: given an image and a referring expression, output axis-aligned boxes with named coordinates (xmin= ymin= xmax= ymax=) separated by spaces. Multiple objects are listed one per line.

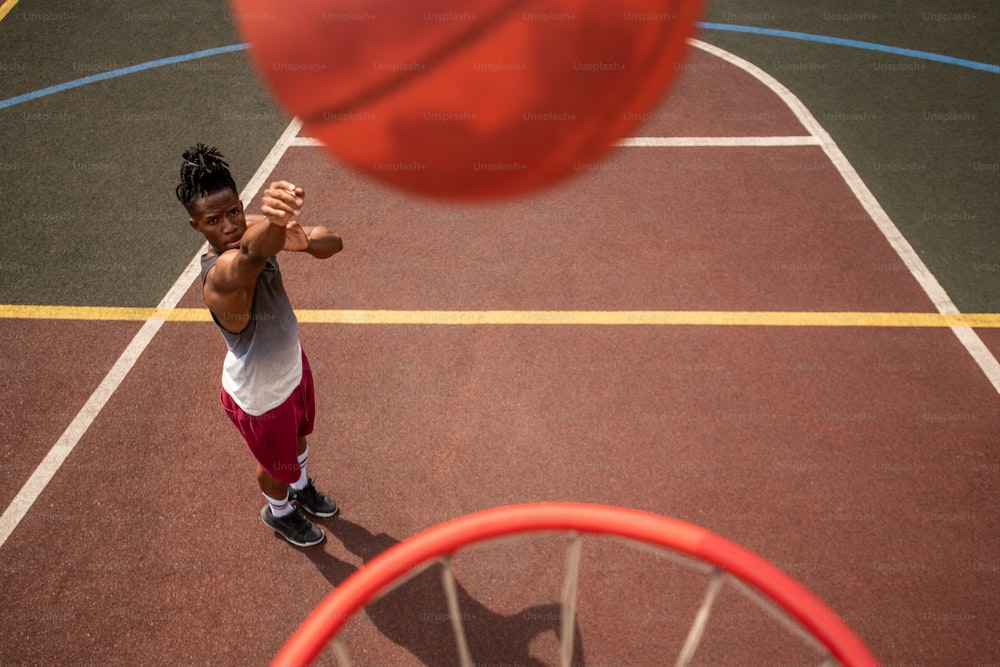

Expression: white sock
xmin=264 ymin=491 xmax=295 ymax=518
xmin=290 ymin=446 xmax=309 ymax=491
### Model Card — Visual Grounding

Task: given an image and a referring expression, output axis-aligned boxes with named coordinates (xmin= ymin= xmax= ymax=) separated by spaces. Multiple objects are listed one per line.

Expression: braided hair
xmin=175 ymin=144 xmax=238 ymax=212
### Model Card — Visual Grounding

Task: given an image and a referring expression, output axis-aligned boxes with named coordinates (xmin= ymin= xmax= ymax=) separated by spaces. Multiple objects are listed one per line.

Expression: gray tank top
xmin=200 ymin=253 xmax=302 ymax=415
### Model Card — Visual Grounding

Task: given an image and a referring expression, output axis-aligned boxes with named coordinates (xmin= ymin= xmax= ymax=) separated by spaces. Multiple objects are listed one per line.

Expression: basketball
xmin=228 ymin=1 xmax=705 ymax=199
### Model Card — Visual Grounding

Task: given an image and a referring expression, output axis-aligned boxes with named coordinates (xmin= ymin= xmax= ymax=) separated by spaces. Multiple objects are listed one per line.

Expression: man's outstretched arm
xmin=283 ymin=222 xmax=343 ymax=259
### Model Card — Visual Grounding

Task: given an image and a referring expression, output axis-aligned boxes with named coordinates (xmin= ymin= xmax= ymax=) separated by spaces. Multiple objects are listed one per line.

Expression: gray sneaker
xmin=260 ymin=506 xmax=325 ymax=547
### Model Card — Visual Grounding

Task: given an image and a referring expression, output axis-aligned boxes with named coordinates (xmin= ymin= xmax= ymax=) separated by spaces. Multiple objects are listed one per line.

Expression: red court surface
xmin=2 ymin=41 xmax=998 ymax=666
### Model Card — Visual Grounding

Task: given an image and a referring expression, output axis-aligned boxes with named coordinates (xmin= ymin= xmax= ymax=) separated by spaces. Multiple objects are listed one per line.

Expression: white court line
xmin=690 ymin=38 xmax=1000 ymax=394
xmin=0 ymin=118 xmax=304 ymax=549
xmin=291 ymin=135 xmax=822 ymax=148
xmin=620 ymin=136 xmax=821 ymax=147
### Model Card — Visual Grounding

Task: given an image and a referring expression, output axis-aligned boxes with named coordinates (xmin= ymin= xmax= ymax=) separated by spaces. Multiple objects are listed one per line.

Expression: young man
xmin=176 ymin=144 xmax=343 ymax=547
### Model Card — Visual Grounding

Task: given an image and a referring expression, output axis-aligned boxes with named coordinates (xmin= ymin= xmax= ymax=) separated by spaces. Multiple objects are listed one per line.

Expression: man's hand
xmin=261 ymin=181 xmax=304 ymax=225
xmin=259 ymin=181 xmax=342 ymax=259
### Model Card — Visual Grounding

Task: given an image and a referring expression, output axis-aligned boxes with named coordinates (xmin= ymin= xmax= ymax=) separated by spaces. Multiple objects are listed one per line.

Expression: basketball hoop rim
xmin=271 ymin=502 xmax=878 ymax=667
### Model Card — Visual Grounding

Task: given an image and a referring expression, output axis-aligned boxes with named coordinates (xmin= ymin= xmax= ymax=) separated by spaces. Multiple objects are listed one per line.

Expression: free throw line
xmin=290 ymin=136 xmax=823 ymax=148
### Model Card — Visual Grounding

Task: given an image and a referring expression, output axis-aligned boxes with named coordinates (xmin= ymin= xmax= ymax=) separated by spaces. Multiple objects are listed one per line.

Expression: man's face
xmin=188 ymin=188 xmax=246 ymax=253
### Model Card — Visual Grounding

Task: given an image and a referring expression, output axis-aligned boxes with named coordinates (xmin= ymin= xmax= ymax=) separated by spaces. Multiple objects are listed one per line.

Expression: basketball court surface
xmin=1 ymin=2 xmax=997 ymax=665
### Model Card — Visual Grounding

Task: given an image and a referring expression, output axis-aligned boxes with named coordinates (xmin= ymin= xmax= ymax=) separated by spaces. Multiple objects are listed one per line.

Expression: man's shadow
xmin=302 ymin=518 xmax=587 ymax=666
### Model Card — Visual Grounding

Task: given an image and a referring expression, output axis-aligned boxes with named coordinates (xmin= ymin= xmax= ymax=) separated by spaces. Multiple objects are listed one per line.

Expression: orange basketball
xmin=229 ymin=1 xmax=704 ymax=199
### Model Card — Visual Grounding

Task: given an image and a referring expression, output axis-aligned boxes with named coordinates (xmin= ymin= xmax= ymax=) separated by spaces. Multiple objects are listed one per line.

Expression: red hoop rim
xmin=272 ymin=502 xmax=878 ymax=666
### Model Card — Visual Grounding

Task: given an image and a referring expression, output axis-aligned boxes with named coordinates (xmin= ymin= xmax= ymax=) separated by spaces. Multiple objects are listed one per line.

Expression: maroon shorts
xmin=220 ymin=351 xmax=315 ymax=485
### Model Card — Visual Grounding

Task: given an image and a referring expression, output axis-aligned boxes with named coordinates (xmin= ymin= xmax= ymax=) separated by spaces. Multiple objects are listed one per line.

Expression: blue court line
xmin=698 ymin=22 xmax=1000 ymax=74
xmin=2 ymin=25 xmax=997 ymax=112
xmin=0 ymin=43 xmax=249 ymax=111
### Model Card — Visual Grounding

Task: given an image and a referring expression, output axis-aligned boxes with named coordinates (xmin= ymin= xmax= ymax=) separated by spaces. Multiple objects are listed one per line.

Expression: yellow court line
xmin=298 ymin=310 xmax=1000 ymax=327
xmin=1 ymin=305 xmax=1000 ymax=328
xmin=0 ymin=0 xmax=22 ymax=22
xmin=0 ymin=305 xmax=209 ymax=322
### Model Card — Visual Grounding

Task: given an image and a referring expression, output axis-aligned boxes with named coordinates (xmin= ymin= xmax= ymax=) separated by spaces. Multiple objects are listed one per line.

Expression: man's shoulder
xmin=205 ymin=247 xmax=260 ymax=272
xmin=201 ymin=248 xmax=245 ymax=291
